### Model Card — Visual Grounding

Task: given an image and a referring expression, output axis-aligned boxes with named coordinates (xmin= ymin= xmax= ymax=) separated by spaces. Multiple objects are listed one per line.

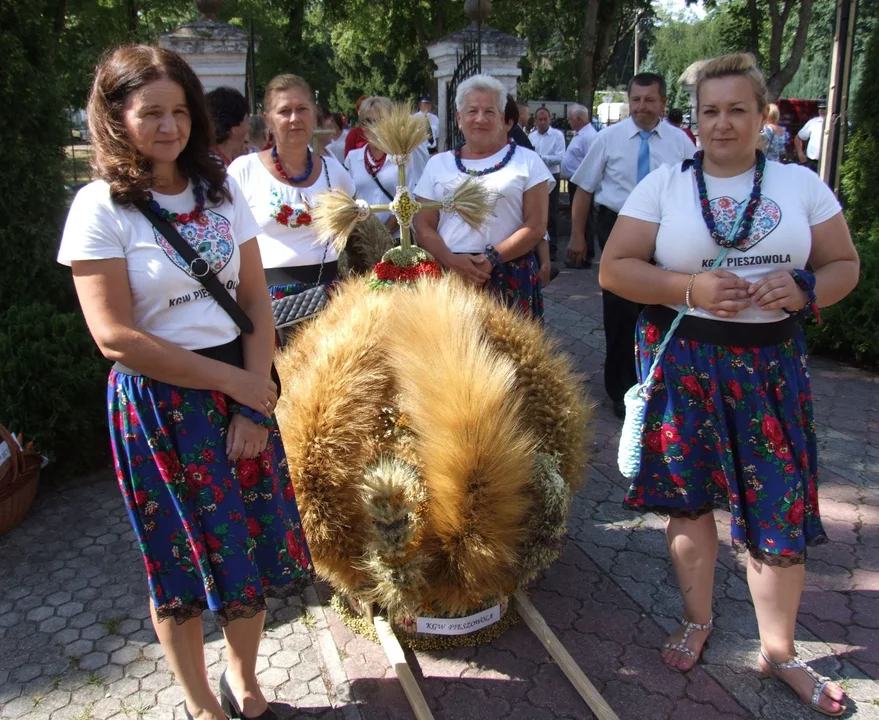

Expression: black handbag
xmin=270 ymin=241 xmax=330 ymax=333
xmin=135 ymin=198 xmax=282 ymax=393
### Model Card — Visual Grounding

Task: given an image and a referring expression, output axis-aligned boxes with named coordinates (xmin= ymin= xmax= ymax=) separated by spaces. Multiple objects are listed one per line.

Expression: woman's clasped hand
xmin=689 ymin=269 xmax=808 ymax=318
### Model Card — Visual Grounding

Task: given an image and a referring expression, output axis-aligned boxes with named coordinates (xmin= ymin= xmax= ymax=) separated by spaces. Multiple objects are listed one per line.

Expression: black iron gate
xmin=445 ymin=32 xmax=482 ymax=150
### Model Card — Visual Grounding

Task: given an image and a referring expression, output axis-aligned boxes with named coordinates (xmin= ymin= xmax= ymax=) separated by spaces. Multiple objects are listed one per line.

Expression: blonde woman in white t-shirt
xmin=414 ymin=74 xmax=553 ymax=317
xmin=58 ymin=46 xmax=313 ymax=720
xmin=228 ymin=75 xmax=354 ymax=309
xmin=600 ymin=53 xmax=858 ymax=716
xmin=344 ymin=96 xmax=428 ymax=239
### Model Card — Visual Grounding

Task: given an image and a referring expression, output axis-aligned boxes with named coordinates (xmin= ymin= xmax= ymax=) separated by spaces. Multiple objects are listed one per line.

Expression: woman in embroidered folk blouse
xmin=228 ymin=74 xmax=355 ymax=305
xmin=344 ymin=95 xmax=427 ymax=240
xmin=600 ymin=53 xmax=858 ymax=716
xmin=414 ymin=74 xmax=553 ymax=318
xmin=58 ymin=46 xmax=313 ymax=720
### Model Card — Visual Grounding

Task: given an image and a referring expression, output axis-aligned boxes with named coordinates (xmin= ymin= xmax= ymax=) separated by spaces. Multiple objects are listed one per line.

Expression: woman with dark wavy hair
xmin=58 ymin=45 xmax=313 ymax=720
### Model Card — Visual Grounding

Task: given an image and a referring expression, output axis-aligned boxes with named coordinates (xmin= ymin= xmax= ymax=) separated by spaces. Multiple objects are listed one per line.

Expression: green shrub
xmin=0 ymin=0 xmax=74 ymax=308
xmin=807 ymin=223 xmax=879 ymax=369
xmin=0 ymin=303 xmax=110 ymax=479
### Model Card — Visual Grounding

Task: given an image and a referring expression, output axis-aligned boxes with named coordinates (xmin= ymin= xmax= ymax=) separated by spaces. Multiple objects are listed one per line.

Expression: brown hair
xmin=87 ymin=45 xmax=228 ymax=207
xmin=263 ymin=74 xmax=315 ymax=115
xmin=696 ymin=53 xmax=769 ymax=112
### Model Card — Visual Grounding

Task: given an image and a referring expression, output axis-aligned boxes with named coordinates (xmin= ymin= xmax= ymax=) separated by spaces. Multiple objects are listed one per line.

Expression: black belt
xmin=597 ymin=205 xmax=619 ymax=219
xmin=264 ymin=262 xmax=338 ymax=287
xmin=643 ymin=305 xmax=800 ymax=347
xmin=112 ymin=337 xmax=245 ymax=376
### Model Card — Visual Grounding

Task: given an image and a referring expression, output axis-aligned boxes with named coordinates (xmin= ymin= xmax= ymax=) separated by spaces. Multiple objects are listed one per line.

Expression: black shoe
xmin=219 ymin=671 xmax=277 ymax=720
xmin=564 ymin=259 xmax=585 ymax=270
xmin=549 ymin=265 xmax=560 ymax=281
xmin=612 ymin=401 xmax=626 ymax=419
xmin=183 ymin=707 xmax=194 ymax=720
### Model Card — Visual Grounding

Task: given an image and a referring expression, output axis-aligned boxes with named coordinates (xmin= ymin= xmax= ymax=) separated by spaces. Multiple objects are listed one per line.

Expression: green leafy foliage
xmin=0 ymin=0 xmax=74 ymax=307
xmin=0 ymin=304 xmax=110 ymax=477
xmin=807 ymin=16 xmax=879 ymax=367
xmin=1 ymin=0 xmax=109 ymax=479
xmin=807 ymin=223 xmax=879 ymax=368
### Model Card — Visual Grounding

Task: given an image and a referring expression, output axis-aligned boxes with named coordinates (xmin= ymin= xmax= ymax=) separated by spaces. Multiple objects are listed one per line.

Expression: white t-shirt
xmin=414 ymin=145 xmax=555 ymax=254
xmin=57 ymin=178 xmax=261 ymax=350
xmin=227 ymin=152 xmax=355 ymax=268
xmin=619 ymin=160 xmax=841 ymax=323
xmin=344 ymin=146 xmax=427 ymax=237
xmin=797 ymin=116 xmax=824 ymax=160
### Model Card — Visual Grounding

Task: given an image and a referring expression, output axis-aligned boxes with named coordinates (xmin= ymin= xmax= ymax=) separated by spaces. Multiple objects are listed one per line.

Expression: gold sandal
xmin=760 ymin=651 xmax=847 ymax=717
xmin=662 ymin=617 xmax=712 ymax=672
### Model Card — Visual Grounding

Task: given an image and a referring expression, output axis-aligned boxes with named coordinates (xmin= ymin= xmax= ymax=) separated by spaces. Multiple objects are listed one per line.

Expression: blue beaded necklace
xmin=454 ymin=139 xmax=517 ymax=177
xmin=692 ymin=149 xmax=765 ymax=249
xmin=272 ymin=145 xmax=313 ymax=184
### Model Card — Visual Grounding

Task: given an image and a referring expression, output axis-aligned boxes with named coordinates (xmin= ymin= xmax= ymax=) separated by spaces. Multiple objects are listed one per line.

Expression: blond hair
xmin=358 ymin=96 xmax=392 ymax=123
xmin=696 ymin=53 xmax=769 ymax=111
xmin=766 ymin=103 xmax=780 ymax=123
xmin=263 ymin=74 xmax=314 ymax=114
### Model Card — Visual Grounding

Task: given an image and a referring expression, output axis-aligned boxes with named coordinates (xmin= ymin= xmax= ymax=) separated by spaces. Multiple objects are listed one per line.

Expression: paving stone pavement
xmin=2 ymin=247 xmax=878 ymax=720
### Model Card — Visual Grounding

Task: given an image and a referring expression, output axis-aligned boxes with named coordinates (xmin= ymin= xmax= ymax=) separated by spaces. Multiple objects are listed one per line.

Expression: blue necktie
xmin=637 ymin=130 xmax=655 ymax=182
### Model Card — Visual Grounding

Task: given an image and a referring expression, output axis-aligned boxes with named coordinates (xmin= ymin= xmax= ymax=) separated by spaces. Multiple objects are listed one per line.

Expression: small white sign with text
xmin=416 ymin=605 xmax=501 ymax=636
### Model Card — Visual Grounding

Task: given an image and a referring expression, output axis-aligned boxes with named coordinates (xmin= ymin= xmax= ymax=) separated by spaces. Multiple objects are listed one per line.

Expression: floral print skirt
xmin=108 ymin=371 xmax=314 ymax=624
xmin=624 ymin=314 xmax=827 ymax=566
xmin=486 ymin=251 xmax=544 ymax=319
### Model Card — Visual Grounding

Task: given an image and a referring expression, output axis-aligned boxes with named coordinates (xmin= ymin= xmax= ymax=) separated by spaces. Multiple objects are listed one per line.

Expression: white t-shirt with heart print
xmin=619 ymin=160 xmax=841 ymax=323
xmin=58 ymin=178 xmax=261 ymax=350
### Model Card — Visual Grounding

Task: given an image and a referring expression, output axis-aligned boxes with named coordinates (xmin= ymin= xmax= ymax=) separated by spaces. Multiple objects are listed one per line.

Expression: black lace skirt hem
xmin=153 ymin=569 xmax=315 ymax=626
xmin=622 ymin=501 xmax=828 ymax=567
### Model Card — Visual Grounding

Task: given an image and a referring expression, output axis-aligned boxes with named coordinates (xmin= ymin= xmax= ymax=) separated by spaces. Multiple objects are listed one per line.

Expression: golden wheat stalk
xmin=366 ymin=102 xmax=429 ymax=158
xmin=448 ymin=177 xmax=498 ymax=230
xmin=310 ymin=189 xmax=367 ymax=252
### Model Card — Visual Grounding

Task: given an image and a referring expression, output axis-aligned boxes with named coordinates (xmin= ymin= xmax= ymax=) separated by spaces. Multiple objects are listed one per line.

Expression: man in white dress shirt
xmin=561 ymin=104 xmax=598 ymax=269
xmin=414 ymin=95 xmax=440 ymax=155
xmin=795 ymin=99 xmax=826 ymax=172
xmin=567 ymin=73 xmax=695 ymax=418
xmin=529 ymin=108 xmax=566 ymax=260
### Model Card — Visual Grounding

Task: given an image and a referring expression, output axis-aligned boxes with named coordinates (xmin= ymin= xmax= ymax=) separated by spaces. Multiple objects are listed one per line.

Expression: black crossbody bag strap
xmin=371 ymin=174 xmax=395 ymax=203
xmin=135 ymin=200 xmax=254 ymax=334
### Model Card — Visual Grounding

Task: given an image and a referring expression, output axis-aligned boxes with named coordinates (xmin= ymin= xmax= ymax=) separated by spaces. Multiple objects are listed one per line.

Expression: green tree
xmin=1 ymin=0 xmax=110 ymax=475
xmin=808 ymin=16 xmax=879 ymax=367
xmin=492 ymin=0 xmax=651 ymax=105
xmin=693 ymin=0 xmax=814 ymax=99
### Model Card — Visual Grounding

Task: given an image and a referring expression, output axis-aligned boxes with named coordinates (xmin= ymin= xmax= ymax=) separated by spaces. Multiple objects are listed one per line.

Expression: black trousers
xmin=597 ymin=206 xmax=643 ymax=402
xmin=568 ymin=181 xmax=596 ymax=260
xmin=547 ymin=173 xmax=560 ymax=250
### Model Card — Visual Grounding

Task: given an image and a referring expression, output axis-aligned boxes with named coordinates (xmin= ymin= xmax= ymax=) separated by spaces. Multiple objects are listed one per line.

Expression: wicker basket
xmin=0 ymin=424 xmax=42 ymax=536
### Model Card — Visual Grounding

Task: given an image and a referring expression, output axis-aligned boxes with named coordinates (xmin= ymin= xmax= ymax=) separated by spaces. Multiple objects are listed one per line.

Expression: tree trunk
xmin=52 ymin=0 xmax=66 ymax=36
xmin=286 ymin=0 xmax=305 ymax=46
xmin=766 ymin=0 xmax=814 ymax=99
xmin=577 ymin=0 xmax=601 ymax=106
xmin=747 ymin=0 xmax=760 ymax=61
xmin=125 ymin=0 xmax=138 ymax=39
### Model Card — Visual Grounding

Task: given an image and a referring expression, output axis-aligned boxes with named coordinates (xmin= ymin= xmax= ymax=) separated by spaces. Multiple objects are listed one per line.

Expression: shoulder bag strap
xmin=135 ymin=199 xmax=254 ymax=334
xmin=637 ymin=199 xmax=749 ymax=395
xmin=371 ymin=174 xmax=395 ymax=203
